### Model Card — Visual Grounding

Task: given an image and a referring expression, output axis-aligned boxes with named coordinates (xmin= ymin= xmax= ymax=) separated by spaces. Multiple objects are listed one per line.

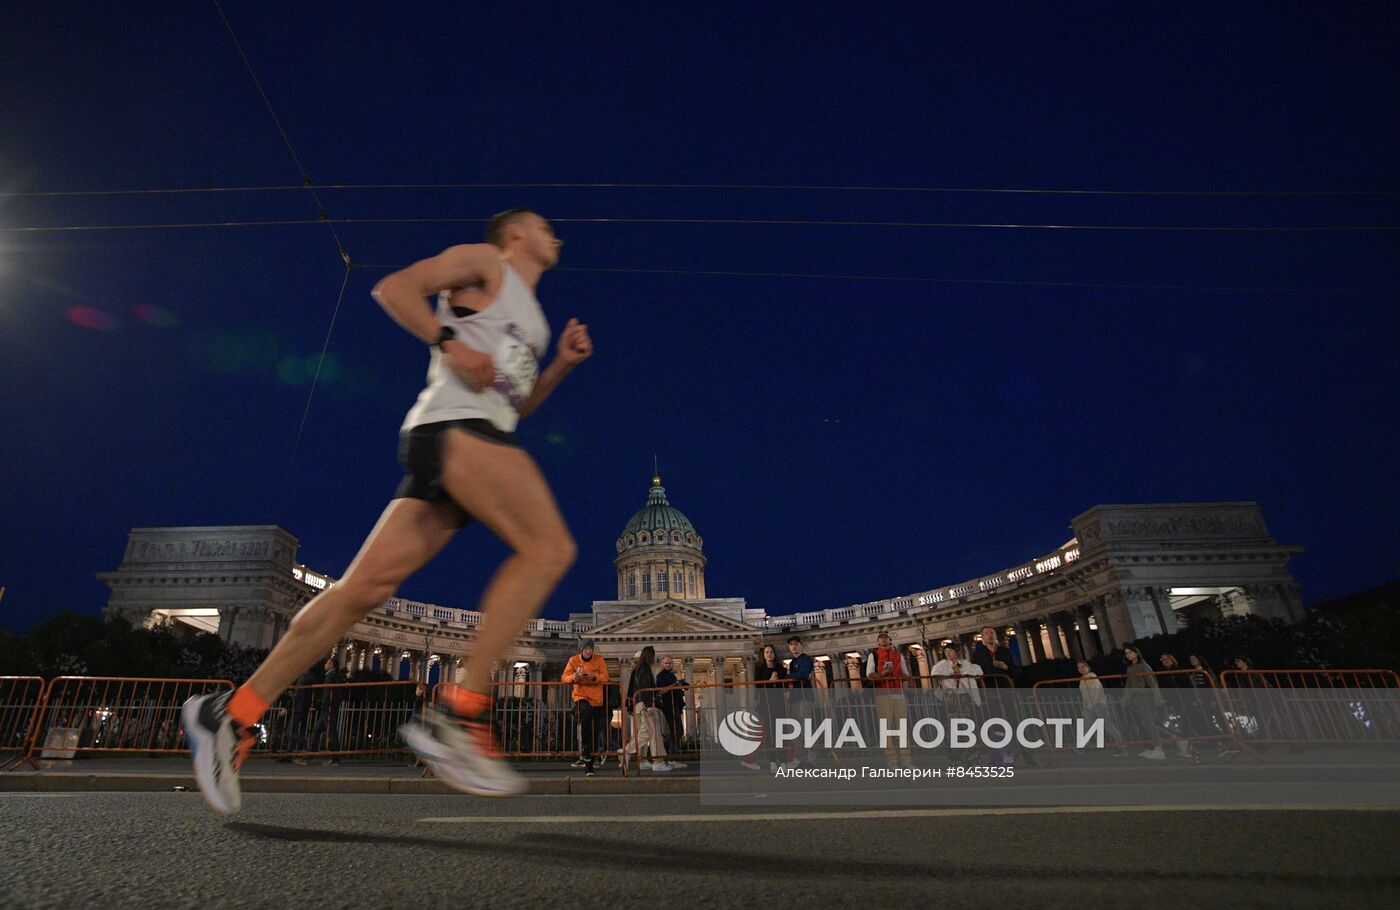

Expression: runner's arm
xmin=517 ymin=357 xmax=575 ymax=419
xmin=371 ymin=244 xmax=500 ymax=343
xmin=518 ymin=317 xmax=592 ymax=418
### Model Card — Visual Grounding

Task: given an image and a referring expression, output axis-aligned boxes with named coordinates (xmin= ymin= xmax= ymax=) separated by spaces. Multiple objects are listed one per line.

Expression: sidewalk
xmin=0 ymin=756 xmax=700 ymax=795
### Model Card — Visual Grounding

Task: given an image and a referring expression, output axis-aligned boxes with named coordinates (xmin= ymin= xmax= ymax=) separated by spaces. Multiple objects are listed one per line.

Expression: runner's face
xmin=521 ymin=214 xmax=562 ymax=266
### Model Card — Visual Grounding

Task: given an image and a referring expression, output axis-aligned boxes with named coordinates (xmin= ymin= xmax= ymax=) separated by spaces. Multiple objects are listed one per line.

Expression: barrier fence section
xmin=254 ymin=680 xmax=423 ymax=760
xmin=1031 ymin=668 xmax=1237 ymax=756
xmin=1217 ymin=669 xmax=1400 ymax=746
xmin=21 ymin=677 xmax=234 ymax=762
xmin=492 ymin=680 xmax=623 ymax=765
xmin=1 ymin=677 xmax=46 ymax=770
xmin=626 ymin=675 xmax=1020 ymax=772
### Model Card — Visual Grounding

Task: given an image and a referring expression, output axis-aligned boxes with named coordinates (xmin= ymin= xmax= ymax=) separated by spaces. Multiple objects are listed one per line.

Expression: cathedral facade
xmin=101 ymin=476 xmax=1305 ymax=688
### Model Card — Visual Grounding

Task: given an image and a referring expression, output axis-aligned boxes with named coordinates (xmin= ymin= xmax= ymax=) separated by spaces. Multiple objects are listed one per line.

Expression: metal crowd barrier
xmin=20 ymin=677 xmax=234 ymax=762
xmin=491 ymin=680 xmax=624 ymax=764
xmin=1217 ymin=668 xmax=1400 ymax=746
xmin=0 ymin=677 xmax=46 ymax=770
xmin=254 ymin=680 xmax=423 ymax=760
xmin=625 ymin=675 xmax=1021 ymax=771
xmin=1031 ymin=668 xmax=1236 ymax=756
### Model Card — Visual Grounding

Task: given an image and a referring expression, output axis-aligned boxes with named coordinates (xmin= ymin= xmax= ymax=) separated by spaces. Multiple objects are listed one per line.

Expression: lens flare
xmin=65 ymin=306 xmax=119 ymax=331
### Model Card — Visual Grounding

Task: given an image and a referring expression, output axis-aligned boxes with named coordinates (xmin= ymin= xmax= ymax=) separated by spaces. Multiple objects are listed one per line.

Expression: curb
xmin=0 ymin=772 xmax=700 ymax=796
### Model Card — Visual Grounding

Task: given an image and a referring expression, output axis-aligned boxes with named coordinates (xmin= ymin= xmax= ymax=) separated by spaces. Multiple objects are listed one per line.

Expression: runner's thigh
xmin=438 ymin=428 xmax=571 ymax=553
xmin=341 ymin=497 xmax=461 ymax=590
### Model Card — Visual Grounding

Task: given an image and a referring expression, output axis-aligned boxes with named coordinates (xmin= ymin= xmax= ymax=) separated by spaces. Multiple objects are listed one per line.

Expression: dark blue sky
xmin=2 ymin=2 xmax=1397 ymax=631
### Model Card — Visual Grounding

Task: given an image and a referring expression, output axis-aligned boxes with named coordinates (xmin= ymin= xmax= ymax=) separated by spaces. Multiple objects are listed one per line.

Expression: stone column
xmin=1059 ymin=615 xmax=1084 ymax=661
xmin=1244 ymin=583 xmax=1301 ymax=623
xmin=830 ymin=654 xmax=848 ymax=687
xmin=1090 ymin=599 xmax=1116 ymax=652
xmin=1044 ymin=618 xmax=1066 ymax=660
xmin=1098 ymin=593 xmax=1136 ymax=649
xmin=1075 ymin=606 xmax=1100 ymax=658
xmin=1149 ymin=586 xmax=1180 ymax=635
xmin=1014 ymin=622 xmax=1038 ymax=665
xmin=1115 ymin=586 xmax=1173 ymax=639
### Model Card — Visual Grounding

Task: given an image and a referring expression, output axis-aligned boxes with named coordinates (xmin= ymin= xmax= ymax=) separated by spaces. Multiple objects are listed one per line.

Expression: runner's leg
xmin=242 ymin=497 xmax=462 ymax=705
xmin=436 ymin=428 xmax=577 ymax=694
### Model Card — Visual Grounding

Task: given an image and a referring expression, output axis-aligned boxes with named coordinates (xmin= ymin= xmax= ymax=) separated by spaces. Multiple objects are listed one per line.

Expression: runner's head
xmin=486 ymin=208 xmax=562 ymax=268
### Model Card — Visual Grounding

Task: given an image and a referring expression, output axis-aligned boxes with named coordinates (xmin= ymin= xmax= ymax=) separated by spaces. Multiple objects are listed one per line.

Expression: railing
xmin=1031 ymin=669 xmax=1237 ymax=755
xmin=0 ymin=677 xmax=47 ymax=770
xmin=490 ymin=680 xmax=623 ymax=764
xmin=254 ymin=680 xmax=422 ymax=759
xmin=1217 ymin=669 xmax=1400 ymax=746
xmin=20 ymin=677 xmax=234 ymax=762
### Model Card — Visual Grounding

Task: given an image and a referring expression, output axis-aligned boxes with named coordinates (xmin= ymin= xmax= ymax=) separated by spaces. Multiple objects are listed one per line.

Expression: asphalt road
xmin=2 ymin=792 xmax=1397 ymax=909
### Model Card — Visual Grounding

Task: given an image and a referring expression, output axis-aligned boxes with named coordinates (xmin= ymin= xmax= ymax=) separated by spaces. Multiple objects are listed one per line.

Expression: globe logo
xmin=716 ymin=710 xmax=764 ymax=756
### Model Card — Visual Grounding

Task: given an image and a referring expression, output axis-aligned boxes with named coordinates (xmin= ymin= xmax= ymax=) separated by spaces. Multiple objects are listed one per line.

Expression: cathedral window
xmin=658 ymin=572 xmax=668 ymax=592
xmin=642 ymin=573 xmax=651 ymax=595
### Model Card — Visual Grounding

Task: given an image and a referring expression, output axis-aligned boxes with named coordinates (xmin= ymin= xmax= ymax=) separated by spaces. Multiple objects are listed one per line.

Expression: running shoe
xmin=183 ymin=691 xmax=256 ymax=815
xmin=400 ymin=705 xmax=527 ymax=797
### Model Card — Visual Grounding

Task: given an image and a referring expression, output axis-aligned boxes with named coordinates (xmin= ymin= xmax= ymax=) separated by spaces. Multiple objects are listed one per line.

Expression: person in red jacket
xmin=865 ymin=632 xmax=912 ymax=767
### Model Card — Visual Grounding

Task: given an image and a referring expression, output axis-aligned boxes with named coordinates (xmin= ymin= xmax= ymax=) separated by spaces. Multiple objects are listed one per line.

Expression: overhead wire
xmin=348 ymin=262 xmax=1400 ymax=296
xmin=4 ymin=216 xmax=1397 ymax=233
xmin=209 ymin=0 xmax=352 ymax=497
xmin=4 ymin=181 xmax=1399 ymax=199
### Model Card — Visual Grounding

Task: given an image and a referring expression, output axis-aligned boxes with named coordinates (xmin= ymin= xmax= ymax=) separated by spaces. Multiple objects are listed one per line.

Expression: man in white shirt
xmin=930 ymin=643 xmax=984 ymax=707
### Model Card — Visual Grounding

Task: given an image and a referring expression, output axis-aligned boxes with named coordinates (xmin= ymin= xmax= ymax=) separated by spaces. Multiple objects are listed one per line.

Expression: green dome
xmin=622 ymin=476 xmax=696 ymax=537
xmin=618 ymin=478 xmax=700 ymax=548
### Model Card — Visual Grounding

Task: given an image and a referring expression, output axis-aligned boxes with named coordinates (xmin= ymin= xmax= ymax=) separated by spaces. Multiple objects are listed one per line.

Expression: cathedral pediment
xmin=587 ymin=600 xmax=755 ymax=638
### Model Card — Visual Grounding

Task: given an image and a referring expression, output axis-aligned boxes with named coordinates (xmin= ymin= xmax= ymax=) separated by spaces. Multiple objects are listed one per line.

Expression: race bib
xmin=491 ymin=332 xmax=540 ymax=410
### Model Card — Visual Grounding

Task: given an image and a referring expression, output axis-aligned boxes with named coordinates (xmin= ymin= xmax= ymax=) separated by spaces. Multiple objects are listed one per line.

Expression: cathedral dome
xmin=617 ymin=476 xmax=702 ymax=552
xmin=614 ymin=474 xmax=707 ymax=600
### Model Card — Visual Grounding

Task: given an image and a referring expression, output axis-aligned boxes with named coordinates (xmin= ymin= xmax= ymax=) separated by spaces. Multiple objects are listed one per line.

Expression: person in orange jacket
xmin=563 ymin=639 xmax=609 ymax=775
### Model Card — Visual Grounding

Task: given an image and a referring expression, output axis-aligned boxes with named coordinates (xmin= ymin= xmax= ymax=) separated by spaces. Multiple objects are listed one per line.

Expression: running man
xmin=183 ymin=209 xmax=592 ymax=813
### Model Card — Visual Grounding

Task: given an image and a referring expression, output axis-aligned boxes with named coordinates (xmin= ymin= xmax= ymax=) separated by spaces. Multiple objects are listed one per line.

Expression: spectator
xmin=786 ymin=637 xmax=815 ymax=766
xmin=625 ymin=646 xmax=676 ymax=772
xmin=931 ymin=643 xmax=984 ymax=706
xmin=285 ymin=665 xmax=319 ymax=765
xmin=563 ymin=639 xmax=609 ymax=776
xmin=310 ymin=658 xmax=344 ymax=764
xmin=971 ymin=626 xmax=1021 ymax=765
xmin=1156 ymin=653 xmax=1198 ymax=759
xmin=1185 ymin=654 xmax=1235 ymax=754
xmin=753 ymin=644 xmax=790 ymax=770
xmin=1123 ymin=645 xmax=1166 ymax=760
xmin=970 ymin=626 xmax=1019 ymax=687
xmin=865 ymin=633 xmax=912 ymax=768
xmin=654 ymin=655 xmax=689 ymax=754
xmin=1076 ymin=659 xmax=1125 ymax=755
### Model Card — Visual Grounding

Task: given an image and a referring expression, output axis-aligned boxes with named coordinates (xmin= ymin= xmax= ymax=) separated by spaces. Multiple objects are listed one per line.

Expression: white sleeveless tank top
xmin=400 ymin=261 xmax=551 ymax=433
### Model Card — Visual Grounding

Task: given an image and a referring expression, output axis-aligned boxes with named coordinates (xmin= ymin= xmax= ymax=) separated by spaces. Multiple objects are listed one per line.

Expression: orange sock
xmin=439 ymin=684 xmax=490 ymax=717
xmin=227 ymin=684 xmax=270 ymax=729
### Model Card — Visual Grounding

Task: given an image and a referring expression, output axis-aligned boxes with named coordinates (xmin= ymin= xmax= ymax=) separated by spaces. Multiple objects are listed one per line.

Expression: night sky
xmin=2 ymin=3 xmax=1398 ymax=632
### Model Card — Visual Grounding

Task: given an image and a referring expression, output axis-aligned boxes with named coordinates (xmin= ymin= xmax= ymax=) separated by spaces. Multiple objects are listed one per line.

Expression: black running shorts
xmin=394 ymin=419 xmax=521 ymax=526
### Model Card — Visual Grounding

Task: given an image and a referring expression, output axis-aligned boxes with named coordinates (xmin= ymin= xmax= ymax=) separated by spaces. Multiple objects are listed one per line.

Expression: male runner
xmin=183 ymin=209 xmax=592 ymax=813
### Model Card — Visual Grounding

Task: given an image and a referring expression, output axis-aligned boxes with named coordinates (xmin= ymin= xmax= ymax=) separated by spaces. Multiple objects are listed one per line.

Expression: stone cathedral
xmin=102 ymin=475 xmax=1304 ymax=688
